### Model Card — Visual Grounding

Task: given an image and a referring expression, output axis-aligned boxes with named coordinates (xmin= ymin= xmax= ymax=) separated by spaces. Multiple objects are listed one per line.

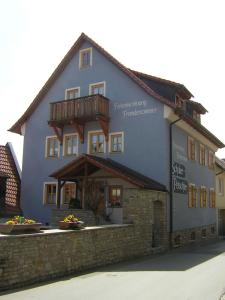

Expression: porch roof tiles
xmin=50 ymin=154 xmax=167 ymax=192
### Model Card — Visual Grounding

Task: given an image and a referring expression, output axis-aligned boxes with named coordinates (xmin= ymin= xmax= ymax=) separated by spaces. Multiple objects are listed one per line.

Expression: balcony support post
xmin=51 ymin=125 xmax=63 ymax=145
xmin=75 ymin=123 xmax=85 ymax=144
xmin=97 ymin=116 xmax=109 ymax=142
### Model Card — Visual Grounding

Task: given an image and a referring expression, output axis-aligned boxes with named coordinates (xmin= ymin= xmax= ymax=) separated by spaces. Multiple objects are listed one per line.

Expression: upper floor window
xmin=187 ymin=136 xmax=196 ymax=161
xmin=89 ymin=82 xmax=105 ymax=96
xmin=208 ymin=150 xmax=215 ymax=169
xmin=88 ymin=131 xmax=105 ymax=154
xmin=109 ymin=186 xmax=122 ymax=207
xmin=188 ymin=184 xmax=197 ymax=208
xmin=218 ymin=177 xmax=224 ymax=195
xmin=199 ymin=144 xmax=206 ymax=166
xmin=65 ymin=87 xmax=80 ymax=100
xmin=79 ymin=48 xmax=92 ymax=69
xmin=109 ymin=132 xmax=124 ymax=153
xmin=45 ymin=136 xmax=59 ymax=158
xmin=200 ymin=186 xmax=207 ymax=208
xmin=62 ymin=183 xmax=76 ymax=205
xmin=63 ymin=134 xmax=78 ymax=156
xmin=209 ymin=188 xmax=216 ymax=208
xmin=43 ymin=183 xmax=57 ymax=205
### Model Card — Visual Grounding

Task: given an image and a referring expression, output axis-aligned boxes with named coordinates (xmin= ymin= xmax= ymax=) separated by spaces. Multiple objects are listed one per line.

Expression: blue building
xmin=9 ymin=33 xmax=224 ymax=245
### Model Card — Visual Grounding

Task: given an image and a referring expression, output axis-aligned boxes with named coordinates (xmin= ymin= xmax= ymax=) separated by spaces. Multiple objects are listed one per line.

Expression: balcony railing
xmin=49 ymin=94 xmax=109 ymax=125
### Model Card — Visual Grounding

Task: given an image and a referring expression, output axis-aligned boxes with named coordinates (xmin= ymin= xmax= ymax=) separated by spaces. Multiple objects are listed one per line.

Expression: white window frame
xmin=218 ymin=177 xmax=224 ymax=196
xmin=109 ymin=132 xmax=124 ymax=153
xmin=79 ymin=47 xmax=92 ymax=69
xmin=87 ymin=130 xmax=106 ymax=154
xmin=209 ymin=188 xmax=216 ymax=208
xmin=63 ymin=133 xmax=79 ymax=156
xmin=188 ymin=183 xmax=197 ymax=208
xmin=65 ymin=87 xmax=80 ymax=100
xmin=43 ymin=182 xmax=58 ymax=205
xmin=199 ymin=144 xmax=206 ymax=166
xmin=200 ymin=185 xmax=207 ymax=208
xmin=45 ymin=135 xmax=60 ymax=159
xmin=89 ymin=81 xmax=106 ymax=97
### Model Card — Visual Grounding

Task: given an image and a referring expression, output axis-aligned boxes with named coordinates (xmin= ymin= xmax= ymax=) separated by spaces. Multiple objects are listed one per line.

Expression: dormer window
xmin=175 ymin=95 xmax=184 ymax=109
xmin=65 ymin=87 xmax=80 ymax=100
xmin=79 ymin=48 xmax=92 ymax=69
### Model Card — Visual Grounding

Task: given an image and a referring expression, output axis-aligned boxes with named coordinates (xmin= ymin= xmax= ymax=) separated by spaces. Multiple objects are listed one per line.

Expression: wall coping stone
xmin=0 ymin=224 xmax=133 ymax=240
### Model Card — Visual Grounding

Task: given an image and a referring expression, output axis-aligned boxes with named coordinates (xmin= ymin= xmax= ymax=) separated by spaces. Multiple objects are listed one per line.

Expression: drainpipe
xmin=169 ymin=118 xmax=181 ymax=246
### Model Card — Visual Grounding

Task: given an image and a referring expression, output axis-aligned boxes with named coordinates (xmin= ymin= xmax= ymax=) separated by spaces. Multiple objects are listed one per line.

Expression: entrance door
xmin=86 ymin=181 xmax=105 ymax=216
xmin=152 ymin=200 xmax=163 ymax=247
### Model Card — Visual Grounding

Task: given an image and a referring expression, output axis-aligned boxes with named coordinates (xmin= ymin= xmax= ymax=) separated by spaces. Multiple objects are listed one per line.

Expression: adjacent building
xmin=0 ymin=143 xmax=21 ymax=217
xmin=215 ymin=157 xmax=225 ymax=235
xmin=9 ymin=33 xmax=224 ymax=245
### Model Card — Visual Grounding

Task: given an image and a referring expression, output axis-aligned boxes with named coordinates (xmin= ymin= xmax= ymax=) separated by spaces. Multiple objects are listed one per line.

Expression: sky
xmin=1 ymin=0 xmax=225 ymax=168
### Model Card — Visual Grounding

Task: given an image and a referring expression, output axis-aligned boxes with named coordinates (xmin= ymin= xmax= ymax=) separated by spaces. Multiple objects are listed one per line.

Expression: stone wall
xmin=0 ymin=224 xmax=159 ymax=291
xmin=171 ymin=223 xmax=217 ymax=247
xmin=51 ymin=209 xmax=96 ymax=227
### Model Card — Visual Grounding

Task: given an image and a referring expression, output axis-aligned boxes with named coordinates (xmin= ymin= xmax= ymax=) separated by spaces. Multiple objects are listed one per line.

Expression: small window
xmin=64 ymin=134 xmax=78 ymax=156
xmin=208 ymin=150 xmax=215 ymax=169
xmin=188 ymin=184 xmax=197 ymax=208
xmin=209 ymin=188 xmax=216 ymax=208
xmin=79 ymin=48 xmax=92 ymax=69
xmin=44 ymin=183 xmax=57 ymax=205
xmin=200 ymin=186 xmax=207 ymax=208
xmin=63 ymin=183 xmax=76 ymax=205
xmin=201 ymin=229 xmax=206 ymax=238
xmin=89 ymin=132 xmax=105 ymax=154
xmin=109 ymin=132 xmax=124 ymax=153
xmin=190 ymin=232 xmax=196 ymax=241
xmin=109 ymin=186 xmax=122 ymax=207
xmin=89 ymin=82 xmax=105 ymax=96
xmin=199 ymin=144 xmax=206 ymax=165
xmin=218 ymin=177 xmax=224 ymax=195
xmin=45 ymin=136 xmax=59 ymax=158
xmin=65 ymin=87 xmax=80 ymax=100
xmin=187 ymin=137 xmax=196 ymax=160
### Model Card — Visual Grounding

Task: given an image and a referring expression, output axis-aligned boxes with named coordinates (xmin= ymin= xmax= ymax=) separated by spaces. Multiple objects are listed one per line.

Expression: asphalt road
xmin=1 ymin=240 xmax=225 ymax=300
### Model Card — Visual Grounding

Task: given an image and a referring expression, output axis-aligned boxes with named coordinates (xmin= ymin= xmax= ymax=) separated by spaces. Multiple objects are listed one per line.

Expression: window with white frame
xmin=45 ymin=136 xmax=59 ymax=158
xmin=43 ymin=183 xmax=57 ymax=205
xmin=187 ymin=136 xmax=196 ymax=161
xmin=209 ymin=188 xmax=216 ymax=208
xmin=208 ymin=150 xmax=215 ymax=169
xmin=79 ymin=48 xmax=92 ymax=69
xmin=199 ymin=144 xmax=206 ymax=166
xmin=88 ymin=131 xmax=105 ymax=154
xmin=188 ymin=184 xmax=197 ymax=208
xmin=200 ymin=186 xmax=207 ymax=208
xmin=108 ymin=186 xmax=122 ymax=207
xmin=65 ymin=87 xmax=80 ymax=100
xmin=89 ymin=82 xmax=105 ymax=96
xmin=218 ymin=177 xmax=224 ymax=195
xmin=109 ymin=132 xmax=124 ymax=153
xmin=63 ymin=134 xmax=78 ymax=156
xmin=62 ymin=183 xmax=76 ymax=205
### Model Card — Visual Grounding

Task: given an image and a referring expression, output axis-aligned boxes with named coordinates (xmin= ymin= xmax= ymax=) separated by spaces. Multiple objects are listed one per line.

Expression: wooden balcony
xmin=49 ymin=94 xmax=109 ymax=125
xmin=48 ymin=94 xmax=110 ymax=144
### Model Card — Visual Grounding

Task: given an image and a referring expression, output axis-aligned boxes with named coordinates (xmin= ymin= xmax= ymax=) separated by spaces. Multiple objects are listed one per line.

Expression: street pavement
xmin=1 ymin=240 xmax=225 ymax=300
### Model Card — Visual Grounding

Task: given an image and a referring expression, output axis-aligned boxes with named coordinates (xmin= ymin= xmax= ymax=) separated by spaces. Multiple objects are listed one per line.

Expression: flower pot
xmin=59 ymin=221 xmax=84 ymax=230
xmin=0 ymin=223 xmax=42 ymax=234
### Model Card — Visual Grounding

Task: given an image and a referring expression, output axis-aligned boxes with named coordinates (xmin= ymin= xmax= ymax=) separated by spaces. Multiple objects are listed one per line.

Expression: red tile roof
xmin=0 ymin=143 xmax=21 ymax=215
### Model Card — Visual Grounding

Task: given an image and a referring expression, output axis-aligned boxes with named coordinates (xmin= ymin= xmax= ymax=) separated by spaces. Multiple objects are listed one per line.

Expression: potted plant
xmin=59 ymin=214 xmax=84 ymax=230
xmin=0 ymin=216 xmax=42 ymax=234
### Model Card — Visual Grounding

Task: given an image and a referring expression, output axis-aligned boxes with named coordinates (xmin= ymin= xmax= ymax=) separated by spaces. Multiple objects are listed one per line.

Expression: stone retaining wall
xmin=0 ymin=224 xmax=161 ymax=291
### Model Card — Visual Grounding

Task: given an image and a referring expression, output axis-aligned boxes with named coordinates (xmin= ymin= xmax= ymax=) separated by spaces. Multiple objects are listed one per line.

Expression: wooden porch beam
xmin=75 ymin=123 xmax=85 ymax=144
xmin=97 ymin=117 xmax=109 ymax=142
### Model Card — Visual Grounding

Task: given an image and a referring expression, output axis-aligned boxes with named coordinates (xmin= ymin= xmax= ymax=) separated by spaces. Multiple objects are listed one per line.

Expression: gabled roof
xmin=50 ymin=154 xmax=167 ymax=192
xmin=131 ymin=69 xmax=193 ymax=99
xmin=9 ymin=33 xmax=175 ymax=135
xmin=215 ymin=157 xmax=225 ymax=171
xmin=8 ymin=33 xmax=224 ymax=148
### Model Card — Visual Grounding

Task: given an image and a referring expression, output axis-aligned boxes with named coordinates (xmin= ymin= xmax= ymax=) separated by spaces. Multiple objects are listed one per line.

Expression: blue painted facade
xmin=19 ymin=37 xmax=219 ymax=229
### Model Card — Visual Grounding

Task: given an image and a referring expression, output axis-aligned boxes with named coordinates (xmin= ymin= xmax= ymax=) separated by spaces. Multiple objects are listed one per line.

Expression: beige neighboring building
xmin=215 ymin=157 xmax=225 ymax=235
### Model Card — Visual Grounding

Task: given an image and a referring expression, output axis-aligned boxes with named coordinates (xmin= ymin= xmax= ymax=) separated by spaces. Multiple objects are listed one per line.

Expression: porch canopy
xmin=50 ymin=154 xmax=167 ymax=208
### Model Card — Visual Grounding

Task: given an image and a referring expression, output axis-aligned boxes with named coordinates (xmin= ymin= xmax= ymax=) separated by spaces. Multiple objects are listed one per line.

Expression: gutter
xmin=169 ymin=118 xmax=181 ymax=246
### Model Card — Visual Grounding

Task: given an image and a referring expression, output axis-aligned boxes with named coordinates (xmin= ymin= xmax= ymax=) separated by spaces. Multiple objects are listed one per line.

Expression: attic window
xmin=79 ymin=48 xmax=92 ymax=69
xmin=175 ymin=95 xmax=183 ymax=109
